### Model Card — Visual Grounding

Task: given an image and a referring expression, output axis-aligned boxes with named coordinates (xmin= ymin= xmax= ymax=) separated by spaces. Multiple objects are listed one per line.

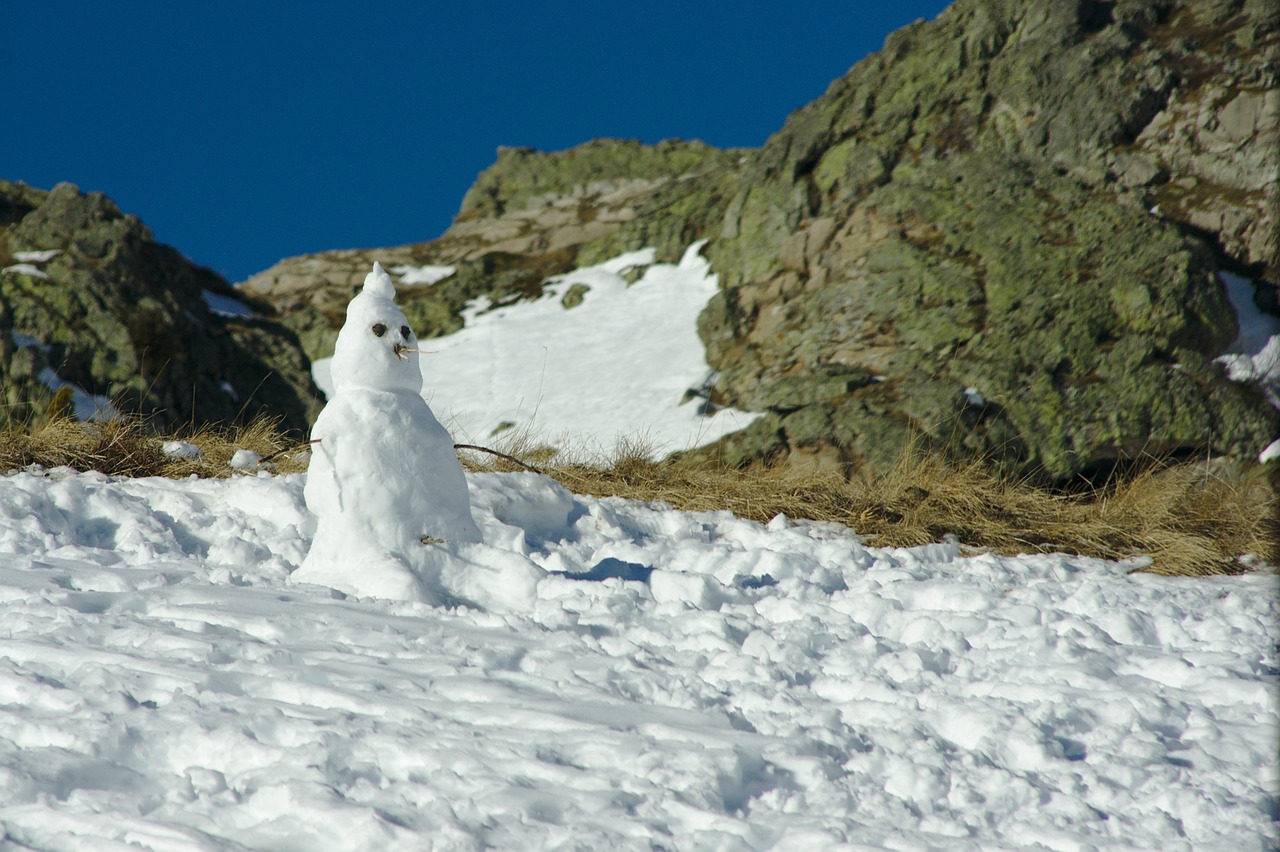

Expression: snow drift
xmin=0 ymin=468 xmax=1273 ymax=849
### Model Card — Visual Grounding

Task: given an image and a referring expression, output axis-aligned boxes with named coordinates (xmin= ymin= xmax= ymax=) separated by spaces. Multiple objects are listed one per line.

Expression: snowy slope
xmin=314 ymin=243 xmax=759 ymax=453
xmin=0 ymin=468 xmax=1275 ymax=850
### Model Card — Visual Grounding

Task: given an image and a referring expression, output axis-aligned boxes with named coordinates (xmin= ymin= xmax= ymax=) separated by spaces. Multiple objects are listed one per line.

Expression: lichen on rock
xmin=0 ymin=180 xmax=320 ymax=432
xmin=694 ymin=0 xmax=1279 ymax=480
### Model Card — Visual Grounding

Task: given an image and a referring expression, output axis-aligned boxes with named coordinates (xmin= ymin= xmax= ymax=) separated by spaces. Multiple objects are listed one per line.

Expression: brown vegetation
xmin=0 ymin=411 xmax=311 ymax=479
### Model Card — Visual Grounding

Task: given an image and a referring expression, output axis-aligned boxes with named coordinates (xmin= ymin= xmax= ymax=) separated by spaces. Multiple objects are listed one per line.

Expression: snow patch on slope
xmin=1219 ymin=271 xmax=1280 ymax=403
xmin=36 ymin=368 xmax=118 ymax=421
xmin=390 ymin=263 xmax=456 ymax=286
xmin=314 ymin=243 xmax=758 ymax=454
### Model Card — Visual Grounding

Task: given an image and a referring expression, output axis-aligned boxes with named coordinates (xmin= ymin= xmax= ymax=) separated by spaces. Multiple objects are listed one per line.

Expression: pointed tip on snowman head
xmin=363 ymin=261 xmax=397 ymax=302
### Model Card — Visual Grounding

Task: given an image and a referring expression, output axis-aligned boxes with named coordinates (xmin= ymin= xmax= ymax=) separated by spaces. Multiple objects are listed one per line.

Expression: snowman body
xmin=294 ymin=263 xmax=480 ymax=599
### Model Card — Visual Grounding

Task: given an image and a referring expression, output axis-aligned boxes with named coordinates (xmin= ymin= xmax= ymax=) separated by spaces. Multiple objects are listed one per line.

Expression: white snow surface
xmin=0 ymin=468 xmax=1274 ymax=850
xmin=1219 ymin=271 xmax=1280 ymax=410
xmin=227 ymin=449 xmax=264 ymax=470
xmin=9 ymin=336 xmax=116 ymax=422
xmin=10 ymin=332 xmax=47 ymax=352
xmin=201 ymin=290 xmax=256 ymax=319
xmin=161 ymin=441 xmax=203 ymax=461
xmin=36 ymin=367 xmax=118 ymax=422
xmin=1261 ymin=438 xmax=1280 ymax=464
xmin=314 ymin=243 xmax=759 ymax=453
xmin=1 ymin=263 xmax=50 ymax=280
xmin=12 ymin=249 xmax=61 ymax=263
xmin=390 ymin=263 xmax=457 ymax=286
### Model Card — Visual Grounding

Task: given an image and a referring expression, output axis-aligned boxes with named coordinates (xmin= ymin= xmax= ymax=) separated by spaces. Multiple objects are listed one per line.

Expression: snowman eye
xmin=371 ymin=323 xmax=387 ymax=337
xmin=400 ymin=325 xmax=411 ymax=339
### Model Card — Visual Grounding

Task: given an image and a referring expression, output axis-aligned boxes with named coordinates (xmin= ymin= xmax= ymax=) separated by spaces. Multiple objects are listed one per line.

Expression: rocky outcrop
xmin=693 ymin=0 xmax=1278 ymax=479
xmin=239 ymin=139 xmax=745 ymax=362
xmin=0 ymin=181 xmax=321 ymax=432
xmin=239 ymin=0 xmax=1279 ymax=482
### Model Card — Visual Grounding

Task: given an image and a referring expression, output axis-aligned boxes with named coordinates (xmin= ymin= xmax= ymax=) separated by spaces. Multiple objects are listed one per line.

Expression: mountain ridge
xmin=241 ymin=0 xmax=1279 ymax=481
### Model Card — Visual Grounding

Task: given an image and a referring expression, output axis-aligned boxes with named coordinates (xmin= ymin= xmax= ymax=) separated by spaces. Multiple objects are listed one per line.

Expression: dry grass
xmin=172 ymin=417 xmax=312 ymax=476
xmin=0 ymin=412 xmax=312 ymax=479
xmin=0 ymin=412 xmax=1272 ymax=576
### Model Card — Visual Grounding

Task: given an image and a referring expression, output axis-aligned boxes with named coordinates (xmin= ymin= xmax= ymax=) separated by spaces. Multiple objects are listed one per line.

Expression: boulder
xmin=0 ymin=181 xmax=320 ymax=433
xmin=696 ymin=0 xmax=1279 ymax=479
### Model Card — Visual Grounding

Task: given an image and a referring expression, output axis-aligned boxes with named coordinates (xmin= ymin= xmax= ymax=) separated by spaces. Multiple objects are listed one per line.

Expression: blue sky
xmin=6 ymin=2 xmax=951 ymax=283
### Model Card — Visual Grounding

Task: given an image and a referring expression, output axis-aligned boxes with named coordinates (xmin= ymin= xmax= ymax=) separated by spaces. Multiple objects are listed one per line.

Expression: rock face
xmin=695 ymin=0 xmax=1279 ymax=479
xmin=241 ymin=0 xmax=1278 ymax=481
xmin=0 ymin=181 xmax=320 ymax=432
xmin=239 ymin=139 xmax=745 ymax=363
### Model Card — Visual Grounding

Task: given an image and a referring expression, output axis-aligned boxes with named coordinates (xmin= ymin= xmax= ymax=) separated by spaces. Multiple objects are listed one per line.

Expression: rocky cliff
xmin=241 ymin=0 xmax=1278 ymax=481
xmin=695 ymin=0 xmax=1279 ymax=479
xmin=0 ymin=181 xmax=321 ymax=433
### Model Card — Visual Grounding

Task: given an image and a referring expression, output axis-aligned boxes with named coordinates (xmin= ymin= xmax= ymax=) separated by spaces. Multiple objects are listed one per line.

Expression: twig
xmin=258 ymin=438 xmax=546 ymax=476
xmin=258 ymin=438 xmax=321 ymax=465
xmin=453 ymin=443 xmax=545 ymax=475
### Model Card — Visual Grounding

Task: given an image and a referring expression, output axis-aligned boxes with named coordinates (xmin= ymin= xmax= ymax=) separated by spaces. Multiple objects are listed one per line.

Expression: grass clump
xmin=0 ymin=411 xmax=311 ymax=479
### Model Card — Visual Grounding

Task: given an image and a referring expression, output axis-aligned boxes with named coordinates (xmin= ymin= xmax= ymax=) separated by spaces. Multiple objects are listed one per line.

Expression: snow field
xmin=0 ymin=468 xmax=1274 ymax=849
xmin=313 ymin=243 xmax=760 ymax=454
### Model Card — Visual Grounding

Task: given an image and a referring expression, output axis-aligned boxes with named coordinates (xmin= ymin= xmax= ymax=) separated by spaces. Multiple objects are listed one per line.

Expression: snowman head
xmin=329 ymin=263 xmax=424 ymax=395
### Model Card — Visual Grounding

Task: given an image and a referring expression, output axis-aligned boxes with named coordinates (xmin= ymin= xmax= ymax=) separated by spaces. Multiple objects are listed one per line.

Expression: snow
xmin=0 ymin=468 xmax=1273 ymax=849
xmin=228 ymin=449 xmax=264 ymax=470
xmin=12 ymin=249 xmax=61 ymax=263
xmin=10 ymin=332 xmax=47 ymax=352
xmin=390 ymin=263 xmax=457 ymax=286
xmin=161 ymin=441 xmax=203 ymax=460
xmin=36 ymin=367 xmax=118 ymax=422
xmin=1 ymin=263 xmax=50 ymax=280
xmin=9 ymin=333 xmax=117 ymax=422
xmin=313 ymin=243 xmax=759 ymax=454
xmin=0 ymin=253 xmax=1272 ymax=848
xmin=1219 ymin=271 xmax=1280 ymax=407
xmin=1261 ymin=438 xmax=1280 ymax=464
xmin=201 ymin=290 xmax=256 ymax=318
xmin=1217 ymin=272 xmax=1280 ymax=462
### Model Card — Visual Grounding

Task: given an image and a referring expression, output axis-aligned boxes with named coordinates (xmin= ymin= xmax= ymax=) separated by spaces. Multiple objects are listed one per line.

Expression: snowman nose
xmin=393 ymin=343 xmax=435 ymax=360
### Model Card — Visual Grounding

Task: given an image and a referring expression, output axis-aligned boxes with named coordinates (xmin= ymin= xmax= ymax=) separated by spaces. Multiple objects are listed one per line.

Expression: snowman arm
xmin=313 ymin=430 xmax=346 ymax=513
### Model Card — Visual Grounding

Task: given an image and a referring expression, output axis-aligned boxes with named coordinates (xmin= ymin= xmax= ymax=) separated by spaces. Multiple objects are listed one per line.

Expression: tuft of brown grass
xmin=173 ymin=417 xmax=312 ymax=476
xmin=0 ymin=413 xmax=312 ymax=479
xmin=0 ymin=412 xmax=1272 ymax=576
xmin=0 ymin=416 xmax=171 ymax=478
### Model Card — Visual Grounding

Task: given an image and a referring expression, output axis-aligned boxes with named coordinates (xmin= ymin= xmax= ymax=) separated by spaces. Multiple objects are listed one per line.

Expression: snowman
xmin=293 ymin=262 xmax=481 ymax=600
